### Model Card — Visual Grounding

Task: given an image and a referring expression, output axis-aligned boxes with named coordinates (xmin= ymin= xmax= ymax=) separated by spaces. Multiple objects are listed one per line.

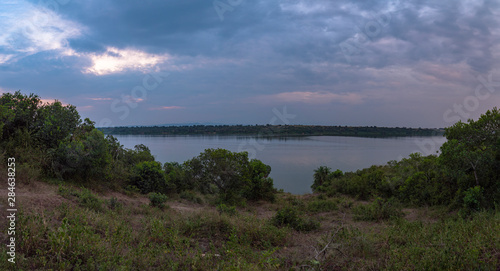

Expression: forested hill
xmin=98 ymin=125 xmax=444 ymax=137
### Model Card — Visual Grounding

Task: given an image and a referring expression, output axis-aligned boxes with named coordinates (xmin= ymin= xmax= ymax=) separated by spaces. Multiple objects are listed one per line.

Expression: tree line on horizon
xmin=98 ymin=124 xmax=443 ymax=137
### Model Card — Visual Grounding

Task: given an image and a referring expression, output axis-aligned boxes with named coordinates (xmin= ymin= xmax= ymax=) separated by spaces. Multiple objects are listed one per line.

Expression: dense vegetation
xmin=0 ymin=91 xmax=498 ymax=270
xmin=98 ymin=124 xmax=443 ymax=138
xmin=0 ymin=91 xmax=277 ymax=205
xmin=312 ymin=107 xmax=500 ymax=214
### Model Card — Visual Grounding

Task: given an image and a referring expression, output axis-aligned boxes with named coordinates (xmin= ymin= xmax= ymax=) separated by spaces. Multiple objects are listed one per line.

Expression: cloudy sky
xmin=1 ymin=0 xmax=499 ymax=128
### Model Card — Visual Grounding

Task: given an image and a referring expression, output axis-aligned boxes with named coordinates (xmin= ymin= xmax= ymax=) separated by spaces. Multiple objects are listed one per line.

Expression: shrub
xmin=462 ymin=186 xmax=484 ymax=212
xmin=132 ymin=161 xmax=172 ymax=194
xmin=79 ymin=188 xmax=104 ymax=212
xmin=180 ymin=190 xmax=204 ymax=204
xmin=216 ymin=204 xmax=237 ymax=216
xmin=271 ymin=206 xmax=320 ymax=232
xmin=243 ymin=159 xmax=277 ymax=202
xmin=106 ymin=197 xmax=122 ymax=210
xmin=148 ymin=192 xmax=168 ymax=209
xmin=57 ymin=186 xmax=103 ymax=212
xmin=353 ymin=197 xmax=403 ymax=221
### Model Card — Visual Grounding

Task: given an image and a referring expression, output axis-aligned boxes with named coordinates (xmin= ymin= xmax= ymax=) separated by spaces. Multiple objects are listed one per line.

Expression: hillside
xmin=1 ymin=178 xmax=498 ymax=270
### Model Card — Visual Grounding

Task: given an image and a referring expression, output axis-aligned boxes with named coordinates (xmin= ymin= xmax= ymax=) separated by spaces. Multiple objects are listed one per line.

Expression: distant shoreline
xmin=98 ymin=125 xmax=445 ymax=138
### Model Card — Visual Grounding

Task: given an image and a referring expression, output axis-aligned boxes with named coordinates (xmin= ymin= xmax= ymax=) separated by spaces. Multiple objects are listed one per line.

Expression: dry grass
xmin=0 ymin=171 xmax=497 ymax=270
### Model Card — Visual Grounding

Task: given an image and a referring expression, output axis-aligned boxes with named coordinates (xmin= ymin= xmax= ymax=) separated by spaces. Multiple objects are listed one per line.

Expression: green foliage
xmin=462 ymin=186 xmax=484 ymax=212
xmin=306 ymin=199 xmax=338 ymax=213
xmin=440 ymin=107 xmax=500 ymax=206
xmin=185 ymin=148 xmax=276 ymax=204
xmin=353 ymin=197 xmax=404 ymax=221
xmin=33 ymin=101 xmax=81 ymax=149
xmin=163 ymin=162 xmax=186 ymax=191
xmin=57 ymin=186 xmax=103 ymax=212
xmin=148 ymin=192 xmax=168 ymax=209
xmin=311 ymin=166 xmax=331 ymax=191
xmin=0 ymin=91 xmax=41 ymax=148
xmin=386 ymin=211 xmax=499 ymax=270
xmin=216 ymin=204 xmax=237 ymax=216
xmin=50 ymin=128 xmax=112 ymax=183
xmin=243 ymin=159 xmax=276 ymax=202
xmin=106 ymin=197 xmax=122 ymax=210
xmin=271 ymin=206 xmax=320 ymax=232
xmin=79 ymin=188 xmax=104 ymax=212
xmin=179 ymin=190 xmax=204 ymax=204
xmin=185 ymin=148 xmax=249 ymax=203
xmin=132 ymin=161 xmax=172 ymax=194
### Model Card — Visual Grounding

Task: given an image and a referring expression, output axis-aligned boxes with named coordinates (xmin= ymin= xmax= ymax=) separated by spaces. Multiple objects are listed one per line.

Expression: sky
xmin=1 ymin=0 xmax=499 ymax=128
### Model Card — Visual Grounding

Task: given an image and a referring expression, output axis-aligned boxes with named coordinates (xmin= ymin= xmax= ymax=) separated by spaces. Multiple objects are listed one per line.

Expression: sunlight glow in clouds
xmin=0 ymin=1 xmax=83 ymax=62
xmin=0 ymin=54 xmax=14 ymax=64
xmin=84 ymin=47 xmax=168 ymax=75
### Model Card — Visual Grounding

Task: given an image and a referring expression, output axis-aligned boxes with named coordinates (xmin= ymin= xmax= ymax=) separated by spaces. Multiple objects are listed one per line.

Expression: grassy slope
xmin=0 ymin=176 xmax=498 ymax=270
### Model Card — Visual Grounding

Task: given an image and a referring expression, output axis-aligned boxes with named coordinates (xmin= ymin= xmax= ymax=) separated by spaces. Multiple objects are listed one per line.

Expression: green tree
xmin=164 ymin=162 xmax=188 ymax=192
xmin=0 ymin=91 xmax=42 ymax=152
xmin=51 ymin=129 xmax=111 ymax=183
xmin=440 ymin=107 xmax=499 ymax=206
xmin=185 ymin=148 xmax=250 ymax=204
xmin=132 ymin=161 xmax=171 ymax=194
xmin=311 ymin=166 xmax=331 ymax=192
xmin=34 ymin=101 xmax=81 ymax=149
xmin=243 ymin=159 xmax=276 ymax=202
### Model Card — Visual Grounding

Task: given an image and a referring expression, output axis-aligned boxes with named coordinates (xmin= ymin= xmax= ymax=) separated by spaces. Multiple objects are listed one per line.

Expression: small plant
xmin=286 ymin=197 xmax=305 ymax=208
xmin=463 ymin=186 xmax=484 ymax=212
xmin=57 ymin=186 xmax=103 ymax=212
xmin=79 ymin=188 xmax=104 ymax=212
xmin=216 ymin=204 xmax=237 ymax=216
xmin=271 ymin=206 xmax=320 ymax=232
xmin=149 ymin=192 xmax=168 ymax=209
xmin=106 ymin=197 xmax=122 ymax=210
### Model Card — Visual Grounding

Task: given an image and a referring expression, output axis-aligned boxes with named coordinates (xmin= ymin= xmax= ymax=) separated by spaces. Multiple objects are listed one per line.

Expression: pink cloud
xmin=149 ymin=106 xmax=184 ymax=110
xmin=87 ymin=97 xmax=113 ymax=101
xmin=252 ymin=91 xmax=364 ymax=105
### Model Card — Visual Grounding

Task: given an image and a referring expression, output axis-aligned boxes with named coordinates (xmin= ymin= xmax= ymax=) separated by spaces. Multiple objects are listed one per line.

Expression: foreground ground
xmin=0 ymin=179 xmax=499 ymax=270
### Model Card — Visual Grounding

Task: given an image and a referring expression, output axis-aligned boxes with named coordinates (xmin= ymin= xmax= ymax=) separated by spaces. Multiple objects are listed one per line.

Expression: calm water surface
xmin=112 ymin=135 xmax=446 ymax=194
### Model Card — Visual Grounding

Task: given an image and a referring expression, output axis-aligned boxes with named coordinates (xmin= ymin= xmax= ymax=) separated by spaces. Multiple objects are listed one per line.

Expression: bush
xmin=148 ymin=192 xmax=168 ymax=209
xmin=132 ymin=161 xmax=172 ymax=194
xmin=216 ymin=204 xmax=237 ymax=216
xmin=353 ymin=197 xmax=403 ymax=221
xmin=106 ymin=197 xmax=122 ymax=210
xmin=463 ymin=186 xmax=484 ymax=212
xmin=57 ymin=186 xmax=103 ymax=212
xmin=180 ymin=190 xmax=204 ymax=204
xmin=271 ymin=206 xmax=320 ymax=232
xmin=243 ymin=159 xmax=277 ymax=202
xmin=79 ymin=188 xmax=104 ymax=212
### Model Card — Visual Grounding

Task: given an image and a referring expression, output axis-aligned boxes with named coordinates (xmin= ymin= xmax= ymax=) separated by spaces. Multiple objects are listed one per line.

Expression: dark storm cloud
xmin=1 ymin=0 xmax=499 ymax=127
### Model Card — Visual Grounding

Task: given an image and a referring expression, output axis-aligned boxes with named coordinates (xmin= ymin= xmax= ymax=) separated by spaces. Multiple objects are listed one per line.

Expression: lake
xmin=111 ymin=135 xmax=446 ymax=194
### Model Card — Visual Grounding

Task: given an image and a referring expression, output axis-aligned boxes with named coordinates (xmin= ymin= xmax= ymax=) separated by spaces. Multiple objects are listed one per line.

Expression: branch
xmin=313 ymin=213 xmax=346 ymax=261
